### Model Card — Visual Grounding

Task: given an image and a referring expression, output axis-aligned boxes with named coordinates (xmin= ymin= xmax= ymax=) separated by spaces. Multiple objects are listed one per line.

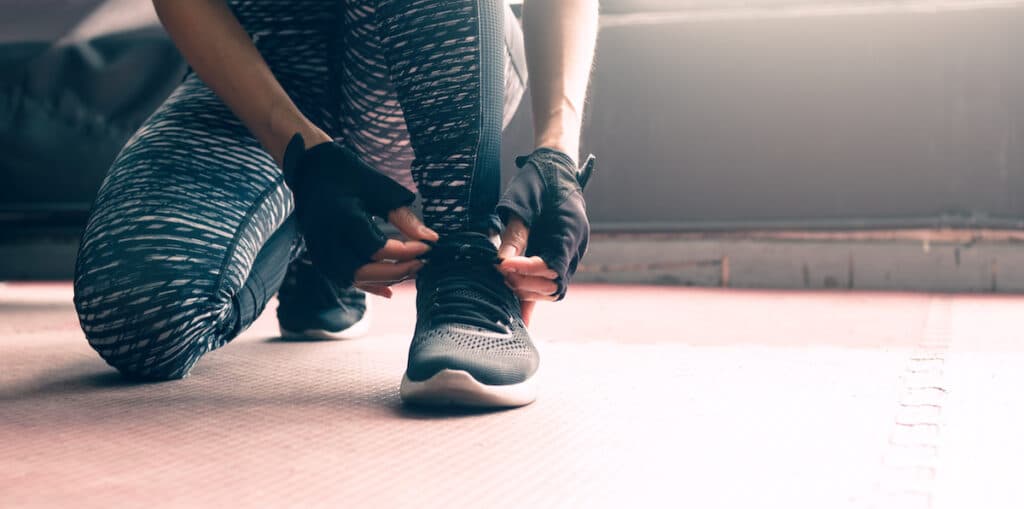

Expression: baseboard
xmin=576 ymin=230 xmax=1024 ymax=292
xmin=4 ymin=228 xmax=1023 ymax=293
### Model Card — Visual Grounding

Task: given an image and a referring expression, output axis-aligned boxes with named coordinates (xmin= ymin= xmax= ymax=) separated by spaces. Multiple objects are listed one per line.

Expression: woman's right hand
xmin=283 ymin=135 xmax=439 ymax=298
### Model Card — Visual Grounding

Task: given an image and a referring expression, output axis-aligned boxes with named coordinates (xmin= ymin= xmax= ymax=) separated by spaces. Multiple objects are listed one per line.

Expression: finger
xmin=388 ymin=207 xmax=439 ymax=242
xmin=520 ymin=300 xmax=536 ymax=326
xmin=505 ymin=272 xmax=559 ymax=295
xmin=499 ymin=256 xmax=558 ymax=278
xmin=356 ymin=284 xmax=393 ymax=299
xmin=515 ymin=290 xmax=559 ymax=302
xmin=371 ymin=239 xmax=431 ymax=262
xmin=354 ymin=259 xmax=424 ymax=285
xmin=497 ymin=215 xmax=529 ymax=260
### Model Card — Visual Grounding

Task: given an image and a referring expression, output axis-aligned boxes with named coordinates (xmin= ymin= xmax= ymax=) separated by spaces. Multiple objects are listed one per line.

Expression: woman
xmin=73 ymin=0 xmax=598 ymax=408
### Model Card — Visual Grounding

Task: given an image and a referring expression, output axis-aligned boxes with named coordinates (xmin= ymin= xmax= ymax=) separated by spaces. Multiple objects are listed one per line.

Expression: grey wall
xmin=503 ymin=4 xmax=1024 ymax=230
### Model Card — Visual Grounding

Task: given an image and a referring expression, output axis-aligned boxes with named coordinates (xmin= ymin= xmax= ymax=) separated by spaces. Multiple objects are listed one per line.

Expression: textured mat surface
xmin=2 ymin=283 xmax=1024 ymax=508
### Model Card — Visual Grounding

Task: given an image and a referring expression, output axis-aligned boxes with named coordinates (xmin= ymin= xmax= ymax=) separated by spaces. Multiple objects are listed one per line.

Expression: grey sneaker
xmin=400 ymin=232 xmax=539 ymax=408
xmin=276 ymin=256 xmax=371 ymax=340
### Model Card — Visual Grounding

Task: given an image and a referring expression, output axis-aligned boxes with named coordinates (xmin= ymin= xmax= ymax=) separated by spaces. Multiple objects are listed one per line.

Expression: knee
xmin=74 ymin=231 xmax=231 ymax=381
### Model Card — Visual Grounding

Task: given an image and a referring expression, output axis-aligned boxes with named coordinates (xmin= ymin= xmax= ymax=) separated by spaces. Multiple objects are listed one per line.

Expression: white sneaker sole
xmin=279 ymin=297 xmax=372 ymax=341
xmin=399 ymin=368 xmax=538 ymax=408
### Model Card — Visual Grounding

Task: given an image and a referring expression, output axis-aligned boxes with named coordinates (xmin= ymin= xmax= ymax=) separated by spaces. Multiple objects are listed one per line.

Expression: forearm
xmin=522 ymin=0 xmax=599 ymax=162
xmin=152 ymin=0 xmax=329 ymax=165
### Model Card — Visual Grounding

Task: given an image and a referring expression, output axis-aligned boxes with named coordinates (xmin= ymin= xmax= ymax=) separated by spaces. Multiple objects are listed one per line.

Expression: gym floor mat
xmin=3 ymin=283 xmax=1022 ymax=508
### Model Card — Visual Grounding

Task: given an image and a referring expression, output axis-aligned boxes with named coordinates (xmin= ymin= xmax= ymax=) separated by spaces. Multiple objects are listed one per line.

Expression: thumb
xmin=498 ymin=216 xmax=529 ymax=260
xmin=520 ymin=299 xmax=536 ymax=326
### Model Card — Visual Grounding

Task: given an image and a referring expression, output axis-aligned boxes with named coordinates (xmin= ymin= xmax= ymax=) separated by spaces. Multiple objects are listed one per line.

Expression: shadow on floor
xmin=2 ymin=355 xmax=511 ymax=422
xmin=391 ymin=402 xmax=517 ymax=420
xmin=0 ymin=364 xmax=174 ymax=401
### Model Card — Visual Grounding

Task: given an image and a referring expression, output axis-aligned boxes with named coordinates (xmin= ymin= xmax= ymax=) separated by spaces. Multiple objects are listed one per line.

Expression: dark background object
xmin=1 ymin=0 xmax=185 ymax=221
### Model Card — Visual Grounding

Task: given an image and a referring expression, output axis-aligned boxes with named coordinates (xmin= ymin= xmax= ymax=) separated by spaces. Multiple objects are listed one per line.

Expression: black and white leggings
xmin=73 ymin=0 xmax=526 ymax=379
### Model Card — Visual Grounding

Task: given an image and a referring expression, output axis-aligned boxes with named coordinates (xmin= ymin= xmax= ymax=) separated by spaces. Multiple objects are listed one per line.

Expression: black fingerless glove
xmin=496 ymin=148 xmax=596 ymax=300
xmin=282 ymin=134 xmax=415 ymax=287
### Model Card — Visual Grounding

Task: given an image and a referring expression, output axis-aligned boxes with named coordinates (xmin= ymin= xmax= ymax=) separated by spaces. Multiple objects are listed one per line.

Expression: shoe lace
xmin=423 ymin=242 xmax=514 ymax=333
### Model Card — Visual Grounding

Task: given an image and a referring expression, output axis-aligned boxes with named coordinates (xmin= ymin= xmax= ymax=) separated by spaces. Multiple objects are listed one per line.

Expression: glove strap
xmin=577 ymin=154 xmax=597 ymax=189
xmin=515 ymin=148 xmax=597 ymax=190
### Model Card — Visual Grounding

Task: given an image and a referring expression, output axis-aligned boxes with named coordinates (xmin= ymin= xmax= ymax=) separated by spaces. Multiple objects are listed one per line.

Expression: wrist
xmin=265 ymin=101 xmax=331 ymax=166
xmin=297 ymin=124 xmax=332 ymax=149
xmin=533 ymin=98 xmax=582 ymax=163
xmin=534 ymin=119 xmax=581 ymax=165
xmin=534 ymin=135 xmax=579 ymax=165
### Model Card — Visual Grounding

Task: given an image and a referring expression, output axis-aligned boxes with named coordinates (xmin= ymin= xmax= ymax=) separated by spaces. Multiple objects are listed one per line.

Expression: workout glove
xmin=497 ymin=147 xmax=596 ymax=300
xmin=282 ymin=134 xmax=415 ymax=287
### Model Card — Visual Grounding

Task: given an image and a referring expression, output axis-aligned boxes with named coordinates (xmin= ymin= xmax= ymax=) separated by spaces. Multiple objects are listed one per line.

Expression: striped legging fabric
xmin=73 ymin=0 xmax=526 ymax=380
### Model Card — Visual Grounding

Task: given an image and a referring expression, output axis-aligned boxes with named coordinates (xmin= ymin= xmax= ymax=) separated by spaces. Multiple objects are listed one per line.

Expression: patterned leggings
xmin=73 ymin=0 xmax=526 ymax=380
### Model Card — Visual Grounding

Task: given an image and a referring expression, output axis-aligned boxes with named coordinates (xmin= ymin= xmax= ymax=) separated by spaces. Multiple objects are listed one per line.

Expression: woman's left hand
xmin=495 ymin=148 xmax=596 ymax=321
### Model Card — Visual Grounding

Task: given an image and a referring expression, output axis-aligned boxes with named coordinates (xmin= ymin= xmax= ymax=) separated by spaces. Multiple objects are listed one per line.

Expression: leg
xmin=271 ymin=0 xmax=528 ymax=341
xmin=335 ymin=0 xmax=540 ymax=407
xmin=74 ymin=77 xmax=298 ymax=380
xmin=333 ymin=0 xmax=526 ymax=232
xmin=377 ymin=0 xmax=507 ymax=233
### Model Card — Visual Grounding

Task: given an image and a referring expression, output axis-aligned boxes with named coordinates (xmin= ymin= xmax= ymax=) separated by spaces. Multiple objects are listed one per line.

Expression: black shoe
xmin=276 ymin=256 xmax=371 ymax=340
xmin=400 ymin=232 xmax=539 ymax=408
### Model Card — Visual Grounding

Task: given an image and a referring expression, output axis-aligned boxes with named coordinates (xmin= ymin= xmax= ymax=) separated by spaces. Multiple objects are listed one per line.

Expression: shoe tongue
xmin=418 ymin=231 xmax=511 ymax=305
xmin=436 ymin=231 xmax=496 ymax=250
xmin=428 ymin=231 xmax=499 ymax=265
xmin=419 ymin=232 xmax=520 ymax=329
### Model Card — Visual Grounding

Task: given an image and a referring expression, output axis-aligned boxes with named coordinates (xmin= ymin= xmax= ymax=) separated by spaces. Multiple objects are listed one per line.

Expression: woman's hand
xmin=353 ymin=208 xmax=438 ymax=298
xmin=504 ymin=0 xmax=599 ymax=324
xmin=284 ymin=136 xmax=438 ymax=298
xmin=496 ymin=148 xmax=595 ymax=320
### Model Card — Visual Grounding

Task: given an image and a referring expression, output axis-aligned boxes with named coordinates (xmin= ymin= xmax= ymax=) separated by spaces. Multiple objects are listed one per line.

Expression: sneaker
xmin=400 ymin=231 xmax=539 ymax=408
xmin=276 ymin=256 xmax=371 ymax=340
